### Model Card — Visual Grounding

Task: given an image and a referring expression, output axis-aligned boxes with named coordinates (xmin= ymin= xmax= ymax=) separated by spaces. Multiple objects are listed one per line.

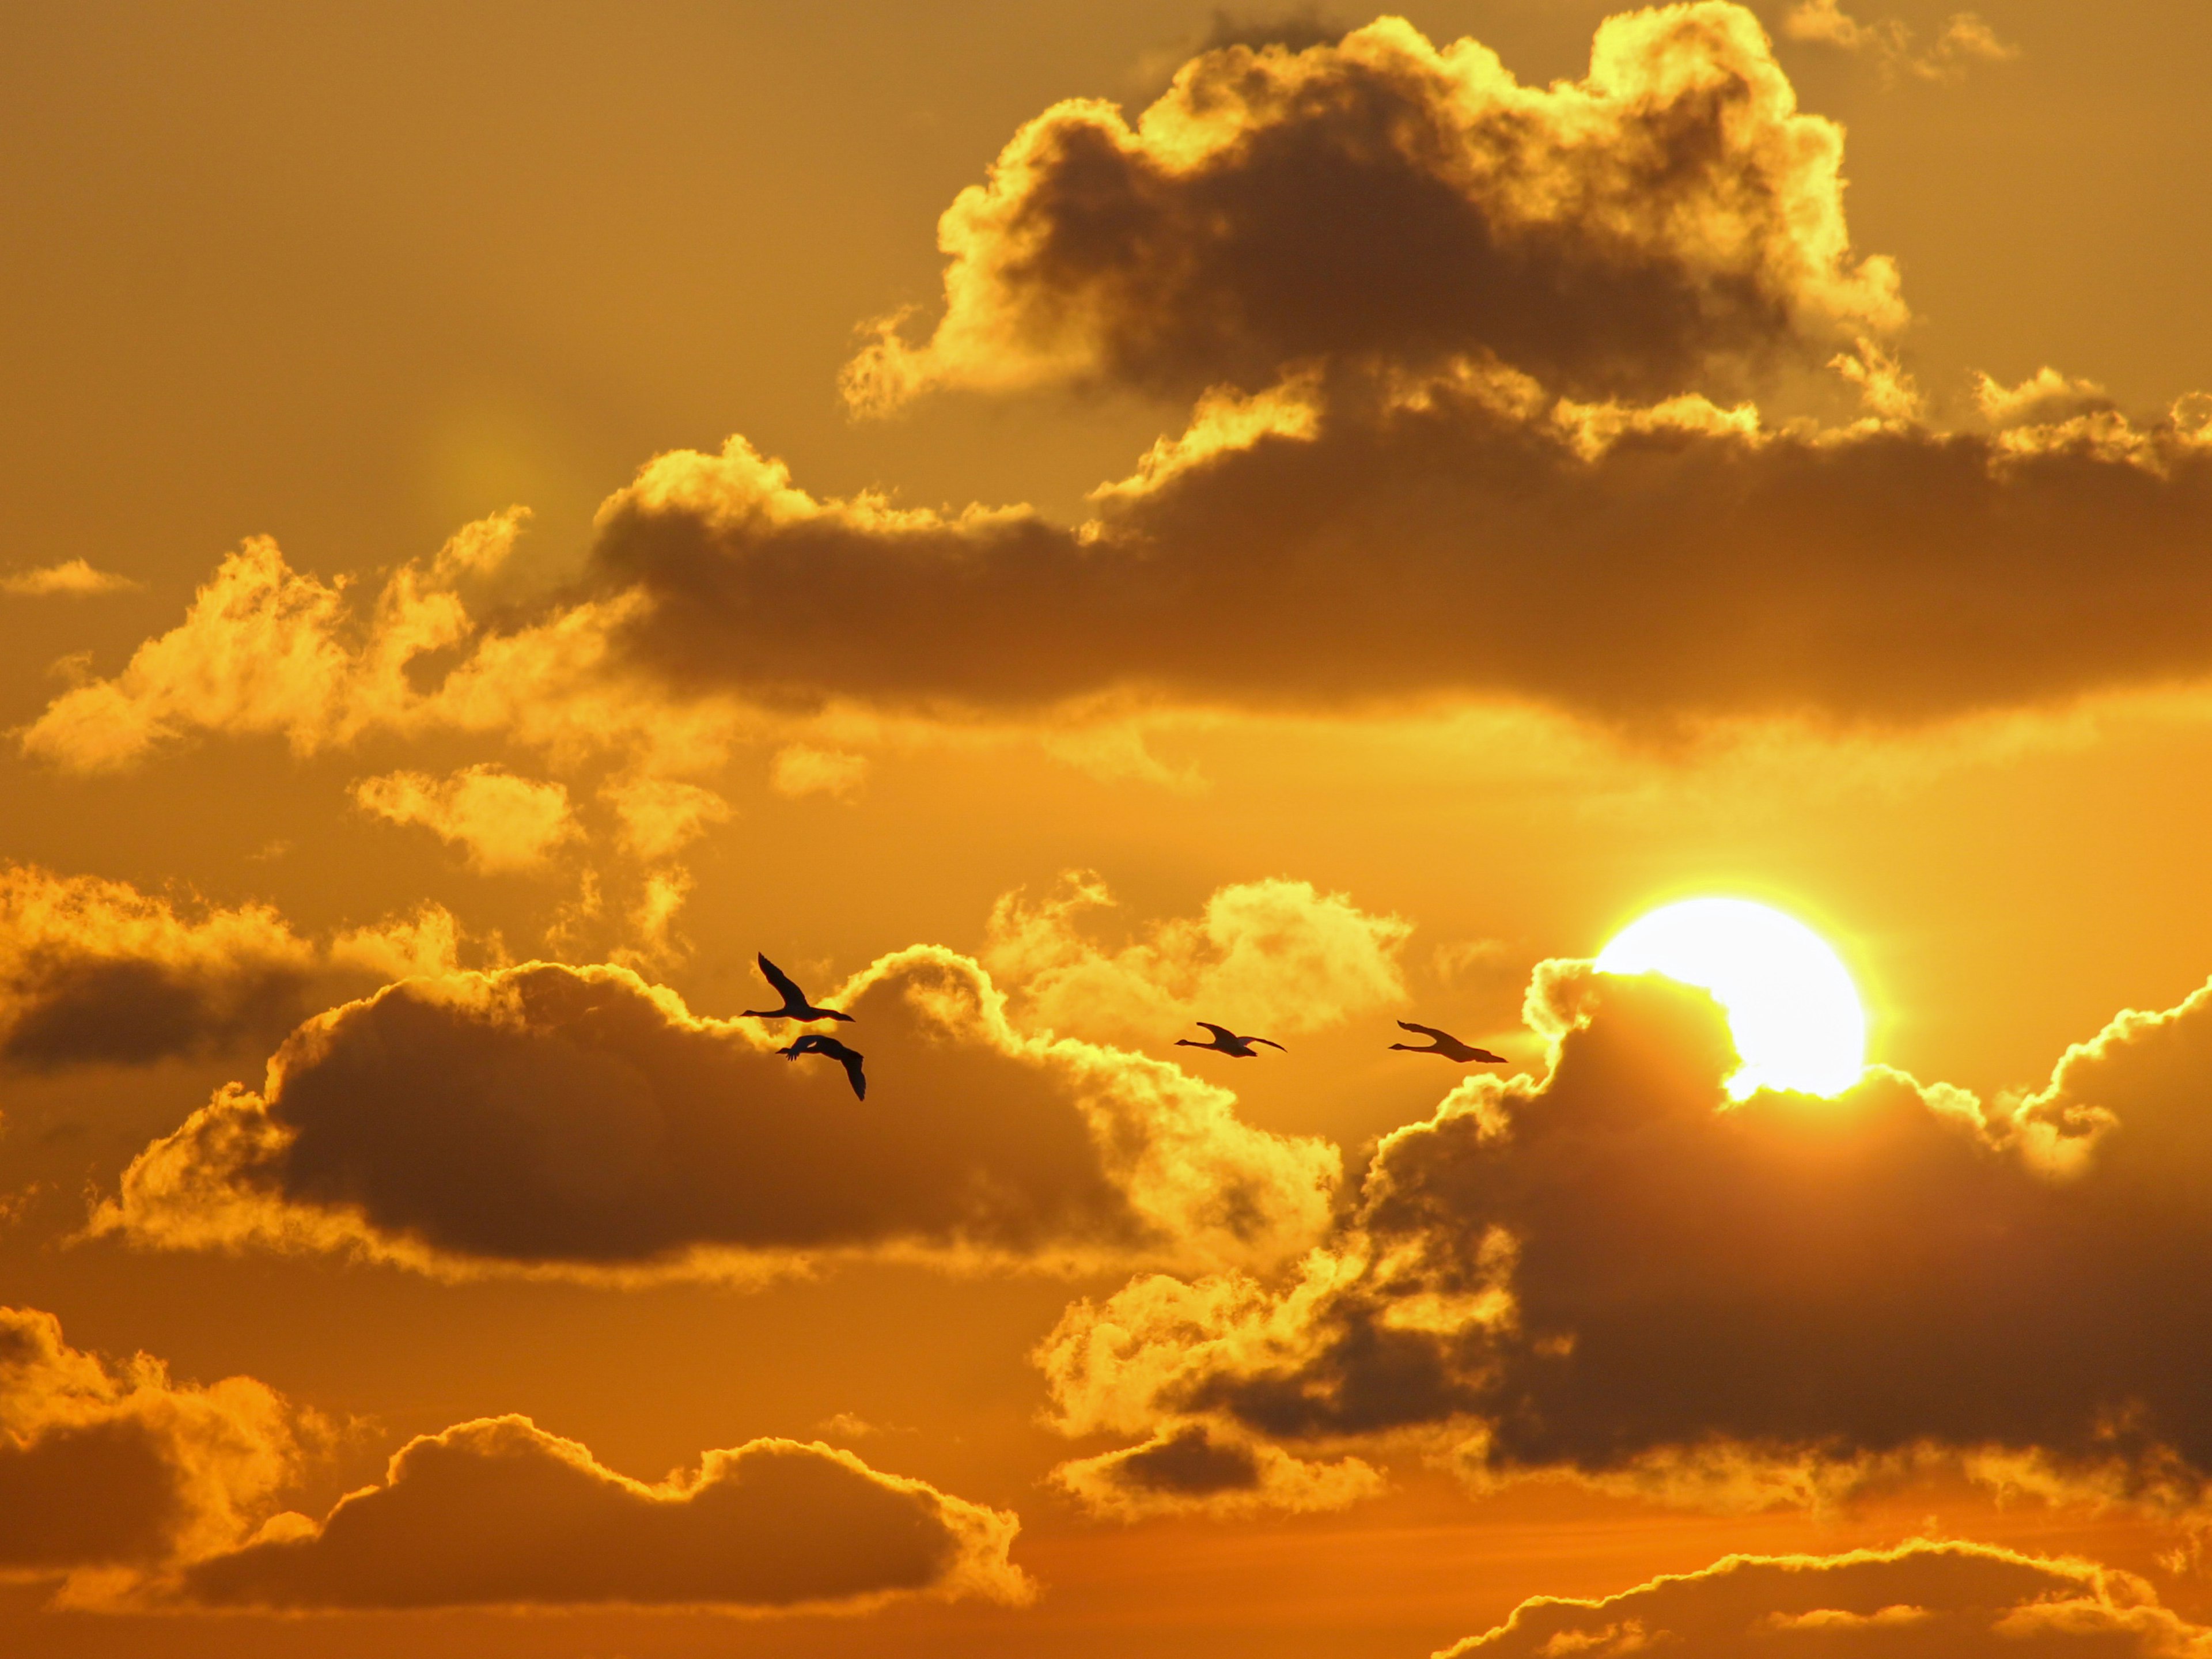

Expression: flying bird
xmin=742 ymin=953 xmax=854 ymax=1022
xmin=1389 ymin=1020 xmax=1508 ymax=1065
xmin=1175 ymin=1021 xmax=1285 ymax=1058
xmin=779 ymin=1032 xmax=867 ymax=1100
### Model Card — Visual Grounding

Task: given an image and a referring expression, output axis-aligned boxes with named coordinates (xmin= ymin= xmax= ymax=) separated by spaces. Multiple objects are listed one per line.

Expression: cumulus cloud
xmin=96 ymin=948 xmax=1338 ymax=1283
xmin=180 ymin=1415 xmax=1028 ymax=1613
xmin=1035 ymin=962 xmax=2212 ymax=1516
xmin=1 ymin=559 xmax=141 ymax=597
xmin=983 ymin=870 xmax=1408 ymax=1044
xmin=353 ymin=765 xmax=578 ymax=874
xmin=0 ymin=863 xmax=317 ymax=1071
xmin=16 ymin=512 xmax=739 ymax=778
xmin=589 ymin=359 xmax=2212 ymax=729
xmin=0 ymin=1306 xmax=308 ymax=1594
xmin=1443 ymin=1539 xmax=2205 ymax=1658
xmin=843 ymin=7 xmax=1902 ymax=411
xmin=1049 ymin=1422 xmax=1381 ymax=1520
xmin=0 ymin=862 xmax=479 ymax=1074
xmin=1783 ymin=3 xmax=2020 ymax=86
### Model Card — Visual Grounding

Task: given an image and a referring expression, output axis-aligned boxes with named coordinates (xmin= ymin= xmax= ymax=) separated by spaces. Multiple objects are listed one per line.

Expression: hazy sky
xmin=7 ymin=3 xmax=2212 ymax=1656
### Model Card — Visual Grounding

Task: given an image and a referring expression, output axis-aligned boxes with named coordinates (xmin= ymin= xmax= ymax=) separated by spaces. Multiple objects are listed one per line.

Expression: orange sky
xmin=8 ymin=3 xmax=2212 ymax=1656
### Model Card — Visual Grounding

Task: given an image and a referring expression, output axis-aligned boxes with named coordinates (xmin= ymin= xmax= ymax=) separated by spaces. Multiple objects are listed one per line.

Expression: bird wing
xmin=1397 ymin=1021 xmax=1448 ymax=1040
xmin=1195 ymin=1022 xmax=1237 ymax=1043
xmin=757 ymin=953 xmax=806 ymax=1005
xmin=1252 ymin=1036 xmax=1286 ymax=1050
xmin=785 ymin=1033 xmax=823 ymax=1056
xmin=839 ymin=1050 xmax=867 ymax=1100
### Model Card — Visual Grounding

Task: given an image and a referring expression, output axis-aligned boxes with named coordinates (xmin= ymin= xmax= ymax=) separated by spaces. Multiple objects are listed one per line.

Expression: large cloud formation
xmin=842 ymin=7 xmax=1901 ymax=409
xmin=0 ymin=1306 xmax=306 ymax=1596
xmin=181 ymin=1416 xmax=1028 ymax=1613
xmin=97 ymin=948 xmax=1336 ymax=1282
xmin=1036 ymin=964 xmax=2212 ymax=1517
xmin=1444 ymin=1539 xmax=2210 ymax=1657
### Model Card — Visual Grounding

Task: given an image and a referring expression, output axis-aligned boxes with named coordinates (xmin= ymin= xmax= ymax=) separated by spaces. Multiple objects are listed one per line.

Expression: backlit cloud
xmin=844 ymin=7 xmax=1902 ymax=411
xmin=0 ymin=1306 xmax=307 ymax=1594
xmin=1036 ymin=961 xmax=2212 ymax=1516
xmin=1 ymin=559 xmax=141 ymax=598
xmin=180 ymin=1416 xmax=1029 ymax=1613
xmin=1444 ymin=1539 xmax=2204 ymax=1657
xmin=1783 ymin=2 xmax=2020 ymax=86
xmin=983 ymin=870 xmax=1408 ymax=1044
xmin=353 ymin=765 xmax=579 ymax=874
xmin=97 ymin=948 xmax=1338 ymax=1283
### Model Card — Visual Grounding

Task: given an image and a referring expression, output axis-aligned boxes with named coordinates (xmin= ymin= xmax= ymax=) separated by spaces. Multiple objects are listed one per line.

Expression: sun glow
xmin=1595 ymin=898 xmax=1867 ymax=1100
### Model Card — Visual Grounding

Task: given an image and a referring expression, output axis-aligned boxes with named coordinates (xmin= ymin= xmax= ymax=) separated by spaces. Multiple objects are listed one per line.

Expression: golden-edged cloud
xmin=181 ymin=1416 xmax=1029 ymax=1613
xmin=0 ymin=559 xmax=141 ymax=597
xmin=842 ymin=7 xmax=1900 ymax=411
xmin=1444 ymin=1539 xmax=2203 ymax=1657
xmin=97 ymin=948 xmax=1338 ymax=1283
xmin=1783 ymin=2 xmax=2020 ymax=86
xmin=1036 ymin=963 xmax=2212 ymax=1515
xmin=984 ymin=870 xmax=1408 ymax=1044
xmin=0 ymin=1306 xmax=306 ymax=1590
xmin=0 ymin=862 xmax=473 ymax=1074
xmin=353 ymin=764 xmax=579 ymax=874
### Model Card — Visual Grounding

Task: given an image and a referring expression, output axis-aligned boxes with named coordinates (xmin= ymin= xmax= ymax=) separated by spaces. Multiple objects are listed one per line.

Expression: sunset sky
xmin=8 ymin=3 xmax=2212 ymax=1655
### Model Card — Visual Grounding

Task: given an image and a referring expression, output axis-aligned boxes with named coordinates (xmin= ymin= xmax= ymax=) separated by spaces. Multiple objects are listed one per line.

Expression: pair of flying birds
xmin=1175 ymin=1020 xmax=1508 ymax=1064
xmin=747 ymin=952 xmax=1505 ymax=1104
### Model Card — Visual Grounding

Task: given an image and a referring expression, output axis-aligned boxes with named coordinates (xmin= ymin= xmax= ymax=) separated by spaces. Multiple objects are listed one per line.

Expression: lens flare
xmin=1596 ymin=897 xmax=1867 ymax=1099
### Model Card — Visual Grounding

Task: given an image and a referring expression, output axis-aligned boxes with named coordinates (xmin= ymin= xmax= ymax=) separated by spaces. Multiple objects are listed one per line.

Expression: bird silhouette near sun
xmin=1175 ymin=1022 xmax=1285 ymax=1058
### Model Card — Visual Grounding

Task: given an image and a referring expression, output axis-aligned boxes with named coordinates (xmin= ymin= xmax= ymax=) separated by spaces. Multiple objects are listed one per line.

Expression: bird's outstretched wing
xmin=757 ymin=953 xmax=805 ymax=1004
xmin=1397 ymin=1020 xmax=1448 ymax=1040
xmin=1196 ymin=1021 xmax=1237 ymax=1043
xmin=1252 ymin=1037 xmax=1286 ymax=1050
xmin=839 ymin=1050 xmax=867 ymax=1100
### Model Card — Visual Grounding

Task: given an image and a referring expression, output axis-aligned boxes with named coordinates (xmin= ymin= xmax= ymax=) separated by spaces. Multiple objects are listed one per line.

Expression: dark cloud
xmin=181 ymin=1416 xmax=1028 ymax=1612
xmin=0 ymin=864 xmax=316 ymax=1072
xmin=1040 ymin=963 xmax=2212 ymax=1513
xmin=845 ymin=6 xmax=1900 ymax=409
xmin=590 ymin=366 xmax=2212 ymax=730
xmin=1445 ymin=1539 xmax=2205 ymax=1657
xmin=100 ymin=950 xmax=1337 ymax=1282
xmin=0 ymin=1306 xmax=305 ymax=1589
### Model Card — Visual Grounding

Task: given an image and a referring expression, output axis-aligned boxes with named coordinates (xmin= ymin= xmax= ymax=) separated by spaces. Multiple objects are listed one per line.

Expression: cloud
xmin=601 ymin=776 xmax=733 ymax=861
xmin=0 ymin=862 xmax=481 ymax=1075
xmin=353 ymin=765 xmax=578 ymax=874
xmin=983 ymin=870 xmax=1408 ymax=1044
xmin=1048 ymin=1422 xmax=1381 ymax=1520
xmin=1442 ymin=1539 xmax=2205 ymax=1657
xmin=843 ymin=6 xmax=1902 ymax=411
xmin=180 ymin=1416 xmax=1028 ymax=1613
xmin=0 ymin=863 xmax=317 ymax=1071
xmin=1783 ymin=3 xmax=2020 ymax=85
xmin=1035 ymin=961 xmax=2212 ymax=1516
xmin=589 ymin=360 xmax=2212 ymax=730
xmin=770 ymin=744 xmax=870 ymax=801
xmin=1 ymin=559 xmax=141 ymax=597
xmin=96 ymin=948 xmax=1338 ymax=1283
xmin=0 ymin=1306 xmax=307 ymax=1593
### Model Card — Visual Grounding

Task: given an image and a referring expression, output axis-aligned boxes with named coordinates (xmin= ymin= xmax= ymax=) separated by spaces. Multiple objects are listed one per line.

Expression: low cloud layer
xmin=983 ymin=871 xmax=1408 ymax=1045
xmin=181 ymin=1415 xmax=1028 ymax=1613
xmin=1038 ymin=961 xmax=2212 ymax=1514
xmin=98 ymin=949 xmax=1337 ymax=1282
xmin=844 ymin=6 xmax=1900 ymax=410
xmin=1445 ymin=1539 xmax=2207 ymax=1657
xmin=0 ymin=1306 xmax=306 ymax=1593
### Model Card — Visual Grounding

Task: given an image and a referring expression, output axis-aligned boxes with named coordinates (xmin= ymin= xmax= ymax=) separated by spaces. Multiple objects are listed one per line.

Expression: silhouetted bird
xmin=1389 ymin=1021 xmax=1507 ymax=1065
xmin=779 ymin=1032 xmax=867 ymax=1099
xmin=742 ymin=953 xmax=854 ymax=1022
xmin=1175 ymin=1021 xmax=1285 ymax=1058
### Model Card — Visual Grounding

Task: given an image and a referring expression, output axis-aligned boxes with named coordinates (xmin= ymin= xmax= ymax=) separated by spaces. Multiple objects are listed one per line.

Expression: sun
xmin=1594 ymin=897 xmax=1867 ymax=1099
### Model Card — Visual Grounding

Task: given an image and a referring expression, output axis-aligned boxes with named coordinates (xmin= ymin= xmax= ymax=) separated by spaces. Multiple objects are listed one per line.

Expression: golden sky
xmin=7 ymin=2 xmax=2212 ymax=1654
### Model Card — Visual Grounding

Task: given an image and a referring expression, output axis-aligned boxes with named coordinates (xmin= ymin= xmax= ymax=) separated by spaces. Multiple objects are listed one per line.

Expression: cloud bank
xmin=181 ymin=1416 xmax=1028 ymax=1613
xmin=97 ymin=948 xmax=1338 ymax=1283
xmin=1444 ymin=1539 xmax=2207 ymax=1658
xmin=1037 ymin=963 xmax=2212 ymax=1515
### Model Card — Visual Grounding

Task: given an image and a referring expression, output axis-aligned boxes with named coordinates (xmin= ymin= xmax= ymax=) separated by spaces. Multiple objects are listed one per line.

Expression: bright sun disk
xmin=1594 ymin=897 xmax=1866 ymax=1100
